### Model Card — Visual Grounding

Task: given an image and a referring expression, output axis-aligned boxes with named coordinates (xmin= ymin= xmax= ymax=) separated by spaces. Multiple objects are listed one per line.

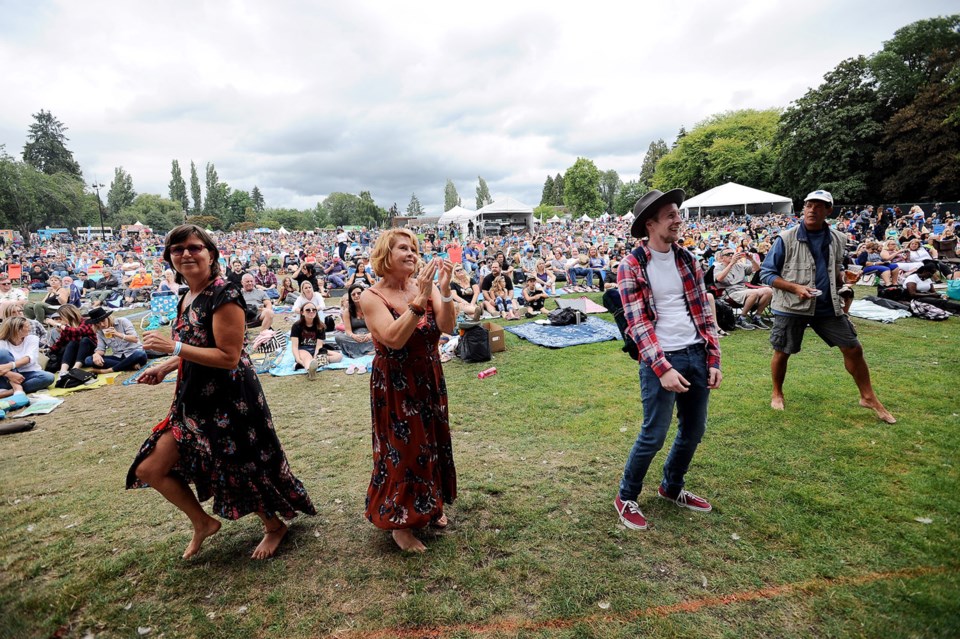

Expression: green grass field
xmin=1 ymin=305 xmax=958 ymax=638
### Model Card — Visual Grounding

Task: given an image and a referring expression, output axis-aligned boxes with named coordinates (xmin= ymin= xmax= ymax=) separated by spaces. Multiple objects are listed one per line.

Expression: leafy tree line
xmin=542 ymin=15 xmax=960 ymax=213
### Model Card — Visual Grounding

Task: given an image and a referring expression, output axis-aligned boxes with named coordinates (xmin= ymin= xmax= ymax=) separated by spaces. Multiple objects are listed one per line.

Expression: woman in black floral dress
xmin=360 ymin=229 xmax=458 ymax=553
xmin=128 ymin=225 xmax=315 ymax=560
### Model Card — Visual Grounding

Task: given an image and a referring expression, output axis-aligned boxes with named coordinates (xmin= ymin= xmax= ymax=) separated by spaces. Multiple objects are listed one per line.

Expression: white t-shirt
xmin=904 ymin=273 xmax=934 ymax=293
xmin=646 ymin=248 xmax=702 ymax=352
xmin=0 ymin=335 xmax=42 ymax=372
xmin=292 ymin=292 xmax=326 ymax=312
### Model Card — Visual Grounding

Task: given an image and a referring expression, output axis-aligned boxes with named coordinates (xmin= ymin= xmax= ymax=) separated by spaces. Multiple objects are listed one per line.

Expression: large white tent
xmin=475 ymin=196 xmax=535 ymax=234
xmin=437 ymin=205 xmax=479 ymax=237
xmin=681 ymin=182 xmax=793 ymax=217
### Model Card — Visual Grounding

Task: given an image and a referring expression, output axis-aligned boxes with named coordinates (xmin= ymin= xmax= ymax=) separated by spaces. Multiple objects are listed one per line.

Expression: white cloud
xmin=1 ymin=0 xmax=955 ymax=215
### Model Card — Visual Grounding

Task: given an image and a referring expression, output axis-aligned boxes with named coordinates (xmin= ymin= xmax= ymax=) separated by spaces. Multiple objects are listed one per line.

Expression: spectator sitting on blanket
xmin=534 ymin=259 xmax=557 ymax=295
xmin=278 ymin=276 xmax=299 ymax=306
xmin=880 ymin=239 xmax=924 ymax=274
xmin=566 ymin=246 xmax=594 ymax=291
xmin=549 ymin=249 xmax=568 ymax=284
xmin=23 ymin=274 xmax=69 ymax=323
xmin=481 ymin=261 xmax=518 ymax=319
xmin=293 ymin=260 xmax=321 ymax=294
xmin=323 ymin=256 xmax=349 ymax=289
xmin=904 ymin=263 xmax=960 ymax=314
xmin=28 ymin=263 xmax=49 ymax=290
xmin=855 ymin=241 xmax=899 ymax=286
xmin=82 ymin=307 xmax=148 ymax=373
xmin=254 ymin=262 xmax=278 ymax=291
xmin=449 ymin=264 xmax=483 ymax=321
xmin=291 ymin=302 xmax=341 ymax=379
xmin=336 ymin=284 xmax=375 ymax=359
xmin=47 ymin=304 xmax=95 ymax=375
xmin=61 ymin=276 xmax=82 ymax=306
xmin=1 ymin=302 xmax=47 ymax=344
xmin=345 ymin=256 xmax=376 ymax=288
xmin=290 ymin=280 xmax=326 ymax=314
xmin=240 ymin=274 xmax=275 ymax=330
xmin=495 ymin=252 xmax=517 ymax=284
xmin=0 ymin=316 xmax=54 ymax=397
xmin=520 ymin=277 xmax=548 ymax=317
xmin=714 ymin=248 xmax=772 ymax=331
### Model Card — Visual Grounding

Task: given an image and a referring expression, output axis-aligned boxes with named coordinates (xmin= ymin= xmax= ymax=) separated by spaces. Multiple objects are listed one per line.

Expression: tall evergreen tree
xmin=168 ymin=160 xmax=189 ymax=212
xmin=540 ymin=175 xmax=555 ymax=205
xmin=672 ymin=127 xmax=687 ymax=149
xmin=475 ymin=176 xmax=492 ymax=209
xmin=203 ymin=162 xmax=228 ymax=218
xmin=22 ymin=110 xmax=82 ymax=178
xmin=407 ymin=193 xmax=424 ymax=216
xmin=638 ymin=139 xmax=669 ymax=187
xmin=189 ymin=161 xmax=202 ymax=214
xmin=552 ymin=173 xmax=564 ymax=206
xmin=251 ymin=185 xmax=265 ymax=213
xmin=443 ymin=179 xmax=460 ymax=211
xmin=107 ymin=166 xmax=136 ymax=218
xmin=599 ymin=169 xmax=620 ymax=214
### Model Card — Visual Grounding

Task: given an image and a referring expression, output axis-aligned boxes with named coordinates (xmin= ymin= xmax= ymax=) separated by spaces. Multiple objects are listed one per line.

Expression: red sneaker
xmin=657 ymin=486 xmax=712 ymax=512
xmin=614 ymin=495 xmax=648 ymax=530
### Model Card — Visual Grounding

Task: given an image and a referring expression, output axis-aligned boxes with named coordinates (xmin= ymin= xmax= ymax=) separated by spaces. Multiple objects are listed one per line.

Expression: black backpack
xmin=456 ymin=325 xmax=491 ymax=363
xmin=547 ymin=307 xmax=587 ymax=326
xmin=601 ymin=288 xmax=639 ymax=360
xmin=714 ymin=298 xmax=737 ymax=331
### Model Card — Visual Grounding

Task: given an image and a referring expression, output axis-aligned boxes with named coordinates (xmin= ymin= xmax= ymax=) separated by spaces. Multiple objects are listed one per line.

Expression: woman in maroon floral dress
xmin=360 ymin=229 xmax=457 ymax=552
xmin=128 ymin=225 xmax=315 ymax=560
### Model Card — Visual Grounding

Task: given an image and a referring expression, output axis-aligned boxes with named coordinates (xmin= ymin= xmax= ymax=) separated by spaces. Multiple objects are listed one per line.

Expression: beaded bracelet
xmin=408 ymin=302 xmax=425 ymax=317
xmin=440 ymin=292 xmax=454 ymax=303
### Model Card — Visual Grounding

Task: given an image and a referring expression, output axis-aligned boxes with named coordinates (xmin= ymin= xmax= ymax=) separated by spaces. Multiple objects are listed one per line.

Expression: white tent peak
xmin=476 ymin=195 xmax=533 ymax=214
xmin=681 ymin=182 xmax=793 ymax=215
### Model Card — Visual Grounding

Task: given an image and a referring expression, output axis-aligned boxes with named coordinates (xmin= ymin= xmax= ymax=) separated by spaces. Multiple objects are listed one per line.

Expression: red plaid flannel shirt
xmin=617 ymin=242 xmax=721 ymax=377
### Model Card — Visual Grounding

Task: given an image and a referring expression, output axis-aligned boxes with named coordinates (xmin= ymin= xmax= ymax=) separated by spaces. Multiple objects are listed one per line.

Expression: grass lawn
xmin=1 ymin=301 xmax=958 ymax=638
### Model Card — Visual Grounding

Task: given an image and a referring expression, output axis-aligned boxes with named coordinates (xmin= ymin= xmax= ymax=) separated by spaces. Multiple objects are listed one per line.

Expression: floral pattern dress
xmin=127 ymin=278 xmax=315 ymax=521
xmin=365 ymin=289 xmax=456 ymax=529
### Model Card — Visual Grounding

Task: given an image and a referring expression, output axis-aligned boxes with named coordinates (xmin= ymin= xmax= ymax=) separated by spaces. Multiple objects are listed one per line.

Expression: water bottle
xmin=477 ymin=367 xmax=497 ymax=379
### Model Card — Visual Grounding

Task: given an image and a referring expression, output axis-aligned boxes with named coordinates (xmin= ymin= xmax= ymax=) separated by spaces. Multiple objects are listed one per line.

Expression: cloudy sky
xmin=1 ymin=0 xmax=955 ymax=215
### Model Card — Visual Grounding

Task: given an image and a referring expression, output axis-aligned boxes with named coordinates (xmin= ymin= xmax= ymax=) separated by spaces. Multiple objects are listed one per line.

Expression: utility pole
xmin=91 ymin=182 xmax=106 ymax=239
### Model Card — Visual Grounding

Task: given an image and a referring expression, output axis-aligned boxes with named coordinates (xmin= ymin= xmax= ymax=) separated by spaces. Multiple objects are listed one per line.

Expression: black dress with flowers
xmin=126 ymin=278 xmax=315 ymax=521
xmin=364 ymin=289 xmax=456 ymax=529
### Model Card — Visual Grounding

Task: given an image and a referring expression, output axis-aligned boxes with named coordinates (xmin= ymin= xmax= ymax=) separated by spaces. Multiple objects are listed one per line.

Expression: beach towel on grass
xmin=554 ymin=297 xmax=608 ymax=314
xmin=268 ymin=339 xmax=374 ymax=376
xmin=122 ymin=358 xmax=178 ymax=385
xmin=504 ymin=316 xmax=621 ymax=348
xmin=47 ymin=372 xmax=121 ymax=396
xmin=848 ymin=300 xmax=912 ymax=323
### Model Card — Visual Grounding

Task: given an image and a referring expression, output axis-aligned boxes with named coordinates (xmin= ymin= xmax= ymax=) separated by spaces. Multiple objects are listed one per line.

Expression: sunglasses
xmin=169 ymin=244 xmax=207 ymax=257
xmin=303 ymin=308 xmax=318 ymax=313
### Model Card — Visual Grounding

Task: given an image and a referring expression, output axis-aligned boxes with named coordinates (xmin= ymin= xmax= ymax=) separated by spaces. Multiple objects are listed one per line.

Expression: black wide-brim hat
xmin=85 ymin=307 xmax=114 ymax=325
xmin=630 ymin=189 xmax=685 ymax=238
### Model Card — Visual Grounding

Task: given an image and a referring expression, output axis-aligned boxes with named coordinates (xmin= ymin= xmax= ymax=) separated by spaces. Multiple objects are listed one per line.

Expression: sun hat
xmin=630 ymin=189 xmax=685 ymax=238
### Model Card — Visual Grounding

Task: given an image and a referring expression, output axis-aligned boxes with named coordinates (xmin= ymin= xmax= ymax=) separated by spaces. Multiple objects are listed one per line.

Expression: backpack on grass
xmin=909 ymin=299 xmax=951 ymax=321
xmin=456 ymin=325 xmax=491 ymax=363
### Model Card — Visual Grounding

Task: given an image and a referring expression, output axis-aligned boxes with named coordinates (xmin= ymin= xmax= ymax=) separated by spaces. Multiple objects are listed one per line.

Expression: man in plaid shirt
xmin=614 ymin=189 xmax=722 ymax=531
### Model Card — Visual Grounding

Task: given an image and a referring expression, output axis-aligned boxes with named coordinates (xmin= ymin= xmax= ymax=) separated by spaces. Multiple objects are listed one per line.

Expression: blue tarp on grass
xmin=503 ymin=317 xmax=621 ymax=349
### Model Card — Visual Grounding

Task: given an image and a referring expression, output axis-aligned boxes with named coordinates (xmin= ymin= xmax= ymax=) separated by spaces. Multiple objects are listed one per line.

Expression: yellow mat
xmin=45 ymin=372 xmax=123 ymax=397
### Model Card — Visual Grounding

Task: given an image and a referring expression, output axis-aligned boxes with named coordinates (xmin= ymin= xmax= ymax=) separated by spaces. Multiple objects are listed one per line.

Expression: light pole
xmin=91 ymin=182 xmax=106 ymax=239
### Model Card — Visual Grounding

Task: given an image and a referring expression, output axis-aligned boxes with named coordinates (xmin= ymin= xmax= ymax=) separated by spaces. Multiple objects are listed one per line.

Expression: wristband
xmin=440 ymin=292 xmax=454 ymax=303
xmin=408 ymin=302 xmax=425 ymax=317
xmin=172 ymin=341 xmax=182 ymax=356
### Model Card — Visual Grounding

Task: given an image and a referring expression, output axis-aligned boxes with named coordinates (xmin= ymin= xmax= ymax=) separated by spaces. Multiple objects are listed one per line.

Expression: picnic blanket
xmin=554 ymin=297 xmax=607 ymax=314
xmin=268 ymin=340 xmax=374 ymax=376
xmin=46 ymin=372 xmax=122 ymax=396
xmin=504 ymin=316 xmax=621 ymax=349
xmin=122 ymin=358 xmax=178 ymax=385
xmin=848 ymin=299 xmax=912 ymax=323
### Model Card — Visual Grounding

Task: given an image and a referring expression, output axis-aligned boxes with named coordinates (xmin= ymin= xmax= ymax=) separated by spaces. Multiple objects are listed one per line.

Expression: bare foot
xmin=251 ymin=521 xmax=288 ymax=560
xmin=860 ymin=399 xmax=896 ymax=424
xmin=183 ymin=517 xmax=222 ymax=559
xmin=430 ymin=513 xmax=448 ymax=529
xmin=771 ymin=395 xmax=785 ymax=410
xmin=391 ymin=529 xmax=426 ymax=553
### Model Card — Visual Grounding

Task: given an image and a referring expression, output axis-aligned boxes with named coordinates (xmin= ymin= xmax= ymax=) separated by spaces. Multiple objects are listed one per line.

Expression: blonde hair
xmin=0 ymin=316 xmax=28 ymax=342
xmin=369 ymin=229 xmax=419 ymax=277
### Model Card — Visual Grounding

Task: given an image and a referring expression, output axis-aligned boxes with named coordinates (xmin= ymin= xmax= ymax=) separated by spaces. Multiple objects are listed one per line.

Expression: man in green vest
xmin=759 ymin=190 xmax=895 ymax=424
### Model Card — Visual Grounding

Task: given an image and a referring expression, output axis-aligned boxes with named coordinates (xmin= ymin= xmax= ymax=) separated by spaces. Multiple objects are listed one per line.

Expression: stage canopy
xmin=680 ymin=182 xmax=793 ymax=217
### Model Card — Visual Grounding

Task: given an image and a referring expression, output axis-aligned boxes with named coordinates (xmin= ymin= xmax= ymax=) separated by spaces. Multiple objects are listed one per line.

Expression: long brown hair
xmin=0 ymin=316 xmax=28 ymax=343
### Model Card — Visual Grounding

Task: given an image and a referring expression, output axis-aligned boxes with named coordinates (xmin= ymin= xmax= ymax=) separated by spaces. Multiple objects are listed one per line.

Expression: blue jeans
xmin=567 ymin=267 xmax=592 ymax=287
xmin=619 ymin=344 xmax=710 ymax=501
xmin=83 ymin=349 xmax=147 ymax=372
xmin=0 ymin=349 xmax=55 ymax=393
